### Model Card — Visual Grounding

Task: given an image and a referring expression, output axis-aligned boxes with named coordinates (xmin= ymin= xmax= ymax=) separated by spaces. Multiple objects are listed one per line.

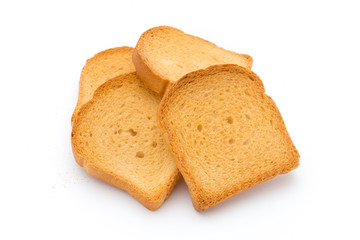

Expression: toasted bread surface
xmin=158 ymin=64 xmax=299 ymax=211
xmin=133 ymin=26 xmax=253 ymax=94
xmin=71 ymin=73 xmax=180 ymax=210
xmin=72 ymin=47 xmax=135 ymax=124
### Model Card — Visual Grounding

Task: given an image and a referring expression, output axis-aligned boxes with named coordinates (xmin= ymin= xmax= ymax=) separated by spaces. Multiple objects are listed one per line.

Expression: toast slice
xmin=71 ymin=47 xmax=135 ymax=125
xmin=158 ymin=64 xmax=299 ymax=211
xmin=71 ymin=73 xmax=180 ymax=210
xmin=133 ymin=26 xmax=253 ymax=95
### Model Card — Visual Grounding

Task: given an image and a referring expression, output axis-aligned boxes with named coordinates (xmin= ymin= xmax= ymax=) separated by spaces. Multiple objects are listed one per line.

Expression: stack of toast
xmin=71 ymin=26 xmax=299 ymax=211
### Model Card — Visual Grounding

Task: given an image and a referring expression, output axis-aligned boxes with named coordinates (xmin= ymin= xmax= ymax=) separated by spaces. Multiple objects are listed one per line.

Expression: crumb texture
xmin=158 ymin=64 xmax=299 ymax=211
xmin=72 ymin=73 xmax=180 ymax=210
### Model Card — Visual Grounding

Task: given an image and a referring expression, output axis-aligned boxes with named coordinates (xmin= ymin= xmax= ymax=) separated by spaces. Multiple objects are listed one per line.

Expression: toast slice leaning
xmin=158 ymin=64 xmax=299 ymax=211
xmin=133 ymin=26 xmax=253 ymax=95
xmin=71 ymin=47 xmax=135 ymax=125
xmin=71 ymin=73 xmax=180 ymax=210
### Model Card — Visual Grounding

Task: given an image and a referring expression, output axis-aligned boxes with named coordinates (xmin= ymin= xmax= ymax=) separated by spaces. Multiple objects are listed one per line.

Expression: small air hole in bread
xmin=248 ymin=75 xmax=256 ymax=81
xmin=227 ymin=116 xmax=233 ymax=124
xmin=243 ymin=139 xmax=250 ymax=145
xmin=197 ymin=125 xmax=202 ymax=131
xmin=229 ymin=138 xmax=235 ymax=144
xmin=136 ymin=151 xmax=144 ymax=158
xmin=245 ymin=114 xmax=251 ymax=120
xmin=129 ymin=129 xmax=137 ymax=136
xmin=112 ymin=85 xmax=122 ymax=91
xmin=147 ymin=116 xmax=152 ymax=120
xmin=152 ymin=141 xmax=157 ymax=148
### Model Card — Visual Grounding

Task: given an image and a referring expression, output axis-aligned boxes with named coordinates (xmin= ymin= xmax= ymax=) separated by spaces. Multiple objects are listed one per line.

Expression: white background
xmin=1 ymin=0 xmax=359 ymax=239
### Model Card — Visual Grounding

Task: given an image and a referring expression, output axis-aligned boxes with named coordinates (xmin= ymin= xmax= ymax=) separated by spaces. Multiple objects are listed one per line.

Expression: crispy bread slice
xmin=133 ymin=26 xmax=253 ymax=95
xmin=71 ymin=73 xmax=180 ymax=210
xmin=158 ymin=64 xmax=299 ymax=211
xmin=71 ymin=47 xmax=135 ymax=125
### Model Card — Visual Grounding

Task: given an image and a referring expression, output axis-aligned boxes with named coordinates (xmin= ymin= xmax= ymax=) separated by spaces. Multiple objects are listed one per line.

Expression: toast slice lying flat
xmin=71 ymin=47 xmax=135 ymax=125
xmin=71 ymin=73 xmax=180 ymax=210
xmin=158 ymin=64 xmax=299 ymax=211
xmin=133 ymin=26 xmax=253 ymax=95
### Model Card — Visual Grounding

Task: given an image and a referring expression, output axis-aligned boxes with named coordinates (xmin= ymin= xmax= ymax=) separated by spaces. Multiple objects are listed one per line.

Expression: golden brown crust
xmin=132 ymin=49 xmax=170 ymax=95
xmin=72 ymin=74 xmax=181 ymax=210
xmin=158 ymin=64 xmax=299 ymax=211
xmin=73 ymin=140 xmax=180 ymax=210
xmin=240 ymin=54 xmax=253 ymax=69
xmin=134 ymin=26 xmax=253 ymax=94
xmin=71 ymin=47 xmax=135 ymax=125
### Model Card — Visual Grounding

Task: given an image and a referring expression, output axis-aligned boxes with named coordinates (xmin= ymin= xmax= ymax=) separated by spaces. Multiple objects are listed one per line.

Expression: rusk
xmin=133 ymin=26 xmax=253 ymax=95
xmin=72 ymin=73 xmax=180 ymax=210
xmin=158 ymin=64 xmax=299 ymax=211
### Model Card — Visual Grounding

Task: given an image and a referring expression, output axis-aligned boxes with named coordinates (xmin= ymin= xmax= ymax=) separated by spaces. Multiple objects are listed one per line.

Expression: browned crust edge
xmin=133 ymin=26 xmax=253 ymax=95
xmin=71 ymin=46 xmax=134 ymax=126
xmin=158 ymin=64 xmax=299 ymax=211
xmin=71 ymin=74 xmax=181 ymax=211
xmin=132 ymin=49 xmax=171 ymax=95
